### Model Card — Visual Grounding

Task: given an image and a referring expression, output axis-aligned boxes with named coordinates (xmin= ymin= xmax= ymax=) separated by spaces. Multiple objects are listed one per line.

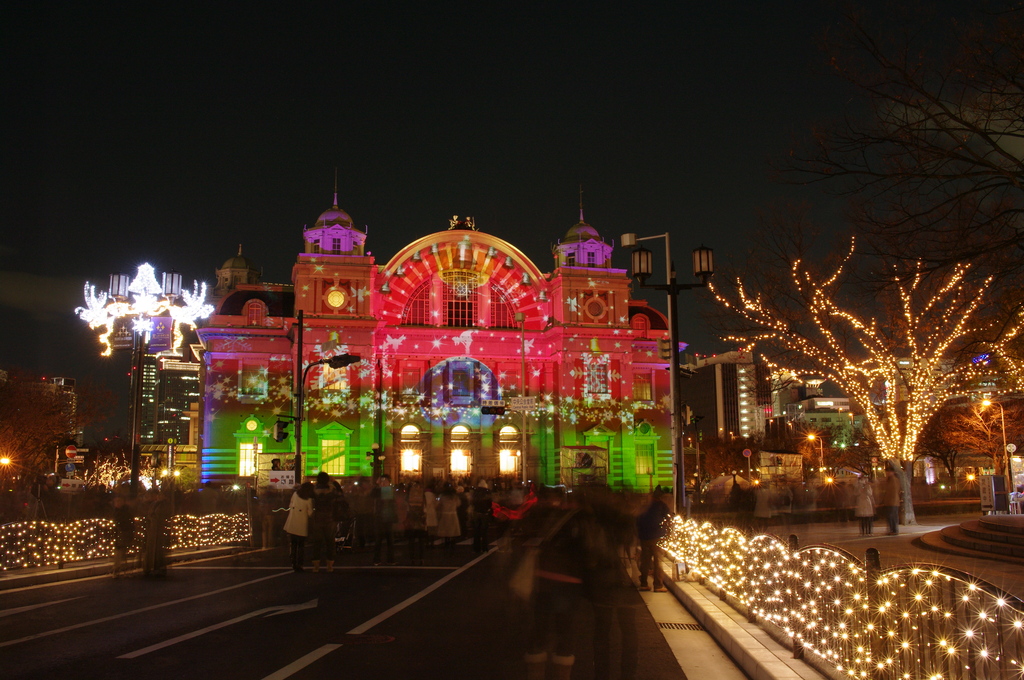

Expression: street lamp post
xmin=515 ymin=311 xmax=528 ymax=483
xmin=621 ymin=233 xmax=713 ymax=515
xmin=77 ymin=264 xmax=213 ymax=495
xmin=807 ymin=433 xmax=824 ymax=481
xmin=982 ymin=399 xmax=1012 ymax=498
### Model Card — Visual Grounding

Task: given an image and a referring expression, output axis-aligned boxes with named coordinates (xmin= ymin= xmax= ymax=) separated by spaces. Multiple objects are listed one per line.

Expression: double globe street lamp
xmin=621 ymin=233 xmax=713 ymax=514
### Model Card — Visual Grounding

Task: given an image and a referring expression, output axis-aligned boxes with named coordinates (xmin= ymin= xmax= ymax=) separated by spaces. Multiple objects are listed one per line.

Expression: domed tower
xmin=214 ymin=245 xmax=262 ymax=296
xmin=302 ymin=187 xmax=367 ymax=256
xmin=553 ymin=204 xmax=613 ymax=269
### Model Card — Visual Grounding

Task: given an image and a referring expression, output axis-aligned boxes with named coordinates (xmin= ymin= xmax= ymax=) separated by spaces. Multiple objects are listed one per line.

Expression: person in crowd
xmin=351 ymin=479 xmax=374 ymax=549
xmin=424 ymin=481 xmax=439 ymax=545
xmin=520 ymin=485 xmax=585 ymax=680
xmin=284 ymin=481 xmax=314 ymax=572
xmin=436 ymin=482 xmax=462 ymax=555
xmin=854 ymin=474 xmax=875 ymax=536
xmin=371 ymin=474 xmax=397 ymax=565
xmin=752 ymin=480 xmax=773 ymax=532
xmin=270 ymin=458 xmax=283 ymax=471
xmin=310 ymin=472 xmax=341 ymax=572
xmin=142 ymin=487 xmax=170 ymax=577
xmin=471 ymin=478 xmax=493 ymax=554
xmin=112 ymin=493 xmax=135 ymax=577
xmin=635 ymin=488 xmax=671 ymax=592
xmin=882 ymin=468 xmax=901 ymax=535
xmin=405 ymin=480 xmax=427 ymax=565
xmin=581 ymin=488 xmax=640 ymax=680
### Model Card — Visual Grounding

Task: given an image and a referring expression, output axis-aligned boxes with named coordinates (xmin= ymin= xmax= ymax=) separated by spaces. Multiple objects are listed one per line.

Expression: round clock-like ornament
xmin=245 ymin=420 xmax=258 ymax=431
xmin=327 ymin=289 xmax=347 ymax=308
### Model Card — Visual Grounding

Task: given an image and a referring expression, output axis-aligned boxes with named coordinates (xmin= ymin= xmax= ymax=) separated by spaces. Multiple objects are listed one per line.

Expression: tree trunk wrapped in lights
xmin=711 ymin=229 xmax=1023 ymax=525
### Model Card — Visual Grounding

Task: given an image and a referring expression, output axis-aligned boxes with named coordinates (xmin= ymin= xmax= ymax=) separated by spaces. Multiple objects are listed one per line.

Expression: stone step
xmin=978 ymin=514 xmax=1024 ymax=536
xmin=962 ymin=519 xmax=1024 ymax=547
xmin=917 ymin=528 xmax=1024 ymax=567
xmin=939 ymin=524 xmax=1024 ymax=560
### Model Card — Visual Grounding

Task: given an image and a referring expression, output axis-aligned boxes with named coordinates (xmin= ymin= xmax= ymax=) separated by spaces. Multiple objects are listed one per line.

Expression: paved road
xmin=0 ymin=543 xmax=713 ymax=680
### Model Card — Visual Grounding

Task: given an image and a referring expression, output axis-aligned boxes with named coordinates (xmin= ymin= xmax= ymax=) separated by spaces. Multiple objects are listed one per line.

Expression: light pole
xmin=77 ymin=264 xmax=213 ymax=495
xmin=515 ymin=311 xmax=528 ymax=483
xmin=807 ymin=433 xmax=824 ymax=481
xmin=292 ymin=353 xmax=361 ymax=484
xmin=621 ymin=233 xmax=713 ymax=515
xmin=982 ymin=399 xmax=1012 ymax=497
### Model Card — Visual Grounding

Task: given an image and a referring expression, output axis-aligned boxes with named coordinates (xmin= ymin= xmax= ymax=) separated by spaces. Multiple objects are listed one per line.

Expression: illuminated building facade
xmin=197 ymin=197 xmax=681 ymax=490
xmin=678 ymin=351 xmax=770 ymax=441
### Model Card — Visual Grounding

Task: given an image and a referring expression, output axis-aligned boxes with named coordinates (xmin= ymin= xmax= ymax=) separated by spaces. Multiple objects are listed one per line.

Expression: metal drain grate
xmin=658 ymin=622 xmax=704 ymax=631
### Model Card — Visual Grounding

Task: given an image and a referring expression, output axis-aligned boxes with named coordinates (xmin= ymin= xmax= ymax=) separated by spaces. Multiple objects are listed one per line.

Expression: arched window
xmin=489 ymin=284 xmax=516 ymax=328
xmin=400 ymin=424 xmax=421 ymax=473
xmin=631 ymin=314 xmax=650 ymax=335
xmin=443 ymin=273 xmax=478 ymax=327
xmin=450 ymin=424 xmax=470 ymax=472
xmin=403 ymin=281 xmax=431 ymax=325
xmin=498 ymin=425 xmax=519 ymax=473
xmin=245 ymin=299 xmax=267 ymax=327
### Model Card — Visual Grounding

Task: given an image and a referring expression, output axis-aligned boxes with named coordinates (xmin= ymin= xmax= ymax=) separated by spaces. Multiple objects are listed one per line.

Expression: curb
xmin=663 ymin=566 xmax=828 ymax=680
xmin=0 ymin=546 xmax=255 ymax=591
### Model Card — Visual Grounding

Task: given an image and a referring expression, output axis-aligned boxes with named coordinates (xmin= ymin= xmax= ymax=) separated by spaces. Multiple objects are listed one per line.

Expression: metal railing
xmin=661 ymin=517 xmax=1024 ymax=680
xmin=0 ymin=513 xmax=250 ymax=571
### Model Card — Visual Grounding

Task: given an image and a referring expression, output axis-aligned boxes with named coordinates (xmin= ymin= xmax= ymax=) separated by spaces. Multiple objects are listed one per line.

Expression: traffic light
xmin=658 ymin=338 xmax=672 ymax=360
xmin=481 ymin=405 xmax=506 ymax=415
xmin=273 ymin=420 xmax=290 ymax=442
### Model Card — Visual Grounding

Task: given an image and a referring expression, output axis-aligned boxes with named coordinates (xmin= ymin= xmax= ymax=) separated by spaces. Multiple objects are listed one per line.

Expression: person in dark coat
xmin=471 ymin=479 xmax=493 ymax=554
xmin=581 ymin=488 xmax=640 ymax=680
xmin=310 ymin=472 xmax=341 ymax=572
xmin=635 ymin=488 xmax=671 ymax=592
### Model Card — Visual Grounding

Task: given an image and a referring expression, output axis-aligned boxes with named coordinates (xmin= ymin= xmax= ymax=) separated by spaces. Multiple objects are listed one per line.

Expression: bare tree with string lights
xmin=710 ymin=221 xmax=1023 ymax=525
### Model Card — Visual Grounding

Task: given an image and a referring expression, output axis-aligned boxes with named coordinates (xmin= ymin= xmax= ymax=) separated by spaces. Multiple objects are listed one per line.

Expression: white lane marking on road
xmin=261 ymin=644 xmax=342 ymax=680
xmin=0 ymin=570 xmax=292 ymax=649
xmin=174 ymin=565 xmax=458 ymax=571
xmin=119 ymin=599 xmax=318 ymax=658
xmin=259 ymin=549 xmax=496 ymax=680
xmin=347 ymin=548 xmax=495 ymax=634
xmin=0 ymin=597 xmax=82 ymax=618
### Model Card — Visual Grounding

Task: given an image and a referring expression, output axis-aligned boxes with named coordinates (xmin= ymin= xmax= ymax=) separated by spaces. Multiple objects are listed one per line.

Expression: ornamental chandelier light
xmin=76 ymin=263 xmax=214 ymax=356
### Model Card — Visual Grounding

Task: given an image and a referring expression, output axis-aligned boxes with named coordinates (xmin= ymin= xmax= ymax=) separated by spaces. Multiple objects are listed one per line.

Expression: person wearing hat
xmin=635 ymin=487 xmax=671 ymax=592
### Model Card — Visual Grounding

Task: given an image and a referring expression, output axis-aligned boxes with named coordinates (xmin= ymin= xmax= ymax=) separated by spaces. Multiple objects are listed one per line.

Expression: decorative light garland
xmin=0 ymin=513 xmax=250 ymax=571
xmin=712 ymin=242 xmax=1024 ymax=465
xmin=661 ymin=516 xmax=1024 ymax=679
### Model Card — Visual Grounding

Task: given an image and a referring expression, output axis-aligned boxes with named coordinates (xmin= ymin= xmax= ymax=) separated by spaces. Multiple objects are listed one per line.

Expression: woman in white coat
xmin=284 ymin=482 xmax=315 ymax=571
xmin=436 ymin=482 xmax=462 ymax=555
xmin=854 ymin=475 xmax=875 ymax=536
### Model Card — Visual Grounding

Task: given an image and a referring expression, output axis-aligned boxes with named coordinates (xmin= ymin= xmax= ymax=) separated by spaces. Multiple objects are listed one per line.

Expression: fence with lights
xmin=661 ymin=517 xmax=1024 ymax=680
xmin=0 ymin=514 xmax=250 ymax=571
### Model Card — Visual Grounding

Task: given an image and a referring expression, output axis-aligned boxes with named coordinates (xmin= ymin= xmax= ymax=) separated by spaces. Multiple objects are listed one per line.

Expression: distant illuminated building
xmin=196 ymin=196 xmax=686 ymax=490
xmin=677 ymin=351 xmax=770 ymax=440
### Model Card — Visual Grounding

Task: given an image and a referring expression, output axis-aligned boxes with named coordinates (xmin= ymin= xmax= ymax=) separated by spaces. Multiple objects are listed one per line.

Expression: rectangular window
xmin=632 ymin=372 xmax=653 ymax=402
xmin=332 ymin=237 xmax=342 ymax=253
xmin=443 ymin=275 xmax=478 ymax=327
xmin=401 ymin=449 xmax=421 ymax=473
xmin=239 ymin=441 xmax=262 ymax=476
xmin=635 ymin=441 xmax=655 ymax=476
xmin=587 ymin=251 xmax=596 ymax=265
xmin=321 ymin=365 xmax=349 ymax=393
xmin=450 ymin=449 xmax=470 ymax=472
xmin=499 ymin=448 xmax=518 ymax=473
xmin=452 ymin=368 xmax=472 ymax=397
xmin=320 ymin=439 xmax=346 ymax=475
xmin=585 ymin=358 xmax=610 ymax=397
xmin=239 ymin=363 xmax=268 ymax=400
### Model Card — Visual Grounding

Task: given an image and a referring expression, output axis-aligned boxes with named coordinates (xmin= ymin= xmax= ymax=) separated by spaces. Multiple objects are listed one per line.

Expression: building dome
xmin=562 ymin=220 xmax=602 ymax=243
xmin=221 ymin=250 xmax=260 ymax=271
xmin=314 ymin=196 xmax=354 ymax=229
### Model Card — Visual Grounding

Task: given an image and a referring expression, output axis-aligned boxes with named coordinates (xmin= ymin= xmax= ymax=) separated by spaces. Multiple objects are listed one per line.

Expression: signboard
xmin=111 ymin=317 xmax=134 ymax=350
xmin=980 ymin=474 xmax=1008 ymax=513
xmin=509 ymin=397 xmax=537 ymax=411
xmin=267 ymin=470 xmax=295 ymax=489
xmin=149 ymin=316 xmax=174 ymax=353
xmin=481 ymin=399 xmax=505 ymax=408
xmin=59 ymin=478 xmax=86 ymax=492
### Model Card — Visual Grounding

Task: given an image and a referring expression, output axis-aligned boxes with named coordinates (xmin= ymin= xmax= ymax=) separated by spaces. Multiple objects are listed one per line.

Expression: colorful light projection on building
xmin=76 ymin=263 xmax=214 ymax=355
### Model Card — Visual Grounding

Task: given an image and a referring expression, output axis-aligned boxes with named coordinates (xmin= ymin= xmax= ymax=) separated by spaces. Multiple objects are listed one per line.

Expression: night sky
xmin=2 ymin=3 xmax=860 ymax=436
